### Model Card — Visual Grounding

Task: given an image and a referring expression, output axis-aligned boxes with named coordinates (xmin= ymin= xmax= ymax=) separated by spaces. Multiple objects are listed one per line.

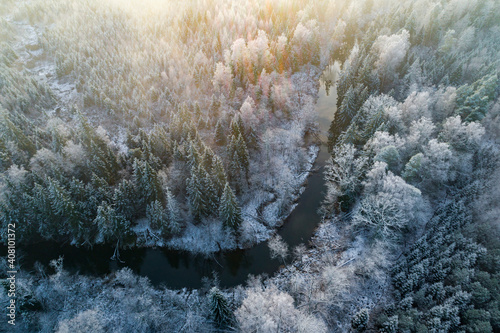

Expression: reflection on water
xmin=17 ymin=65 xmax=339 ymax=289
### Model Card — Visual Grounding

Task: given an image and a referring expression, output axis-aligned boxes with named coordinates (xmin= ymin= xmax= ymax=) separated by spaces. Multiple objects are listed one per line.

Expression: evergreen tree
xmin=455 ymin=74 xmax=498 ymax=122
xmin=202 ymin=146 xmax=214 ymax=171
xmin=187 ymin=141 xmax=201 ymax=169
xmin=230 ymin=115 xmax=244 ymax=139
xmin=208 ymin=286 xmax=234 ymax=330
xmin=67 ymin=178 xmax=98 ymax=244
xmin=402 ymin=153 xmax=423 ymax=183
xmin=227 ymin=134 xmax=250 ymax=190
xmin=200 ymin=165 xmax=219 ymax=213
xmin=337 ymin=86 xmax=357 ymax=126
xmin=172 ymin=140 xmax=184 ymax=161
xmin=146 ymin=200 xmax=166 ymax=231
xmin=46 ymin=177 xmax=79 ymax=235
xmin=93 ymin=201 xmax=130 ymax=244
xmin=187 ymin=166 xmax=208 ymax=222
xmin=165 ymin=188 xmax=181 ymax=235
xmin=219 ymin=182 xmax=242 ymax=232
xmin=133 ymin=158 xmax=163 ymax=208
xmin=214 ymin=120 xmax=226 ymax=146
xmin=235 ymin=134 xmax=249 ymax=176
xmin=211 ymin=155 xmax=228 ymax=197
xmin=79 ymin=115 xmax=120 ymax=184
xmin=352 ymin=308 xmax=369 ymax=331
xmin=113 ymin=179 xmax=138 ymax=221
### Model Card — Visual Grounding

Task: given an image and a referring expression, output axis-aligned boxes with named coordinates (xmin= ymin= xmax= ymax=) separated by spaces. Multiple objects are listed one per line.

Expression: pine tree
xmin=200 ymin=165 xmax=219 ymax=213
xmin=227 ymin=134 xmax=250 ymax=190
xmin=230 ymin=115 xmax=244 ymax=138
xmin=133 ymin=159 xmax=163 ymax=207
xmin=146 ymin=200 xmax=166 ymax=231
xmin=235 ymin=134 xmax=249 ymax=177
xmin=402 ymin=153 xmax=423 ymax=183
xmin=0 ymin=113 xmax=36 ymax=157
xmin=202 ymin=146 xmax=214 ymax=171
xmin=173 ymin=140 xmax=184 ymax=161
xmin=337 ymin=85 xmax=357 ymax=125
xmin=211 ymin=155 xmax=228 ymax=197
xmin=67 ymin=178 xmax=97 ymax=243
xmin=28 ymin=183 xmax=53 ymax=237
xmin=245 ymin=125 xmax=258 ymax=149
xmin=113 ymin=179 xmax=138 ymax=221
xmin=214 ymin=120 xmax=226 ymax=146
xmin=208 ymin=287 xmax=234 ymax=329
xmin=351 ymin=308 xmax=369 ymax=331
xmin=93 ymin=201 xmax=129 ymax=243
xmin=187 ymin=166 xmax=207 ymax=222
xmin=187 ymin=141 xmax=201 ymax=169
xmin=79 ymin=115 xmax=120 ymax=184
xmin=219 ymin=182 xmax=242 ymax=232
xmin=0 ymin=137 xmax=11 ymax=171
xmin=46 ymin=178 xmax=79 ymax=236
xmin=165 ymin=188 xmax=181 ymax=235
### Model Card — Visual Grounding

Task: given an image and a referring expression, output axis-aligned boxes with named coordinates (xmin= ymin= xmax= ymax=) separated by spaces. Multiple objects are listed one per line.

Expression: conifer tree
xmin=44 ymin=178 xmax=79 ymax=237
xmin=187 ymin=166 xmax=207 ymax=222
xmin=214 ymin=120 xmax=226 ymax=146
xmin=337 ymin=85 xmax=357 ymax=126
xmin=202 ymin=146 xmax=214 ymax=171
xmin=227 ymin=134 xmax=250 ymax=190
xmin=133 ymin=159 xmax=163 ymax=207
xmin=146 ymin=200 xmax=166 ymax=231
xmin=93 ymin=201 xmax=130 ymax=244
xmin=230 ymin=115 xmax=244 ymax=138
xmin=200 ymin=165 xmax=219 ymax=213
xmin=208 ymin=286 xmax=234 ymax=329
xmin=235 ymin=134 xmax=249 ymax=177
xmin=211 ymin=155 xmax=228 ymax=197
xmin=165 ymin=188 xmax=181 ymax=235
xmin=67 ymin=178 xmax=98 ymax=243
xmin=187 ymin=141 xmax=201 ymax=169
xmin=219 ymin=182 xmax=242 ymax=232
xmin=172 ymin=140 xmax=184 ymax=161
xmin=113 ymin=179 xmax=138 ymax=221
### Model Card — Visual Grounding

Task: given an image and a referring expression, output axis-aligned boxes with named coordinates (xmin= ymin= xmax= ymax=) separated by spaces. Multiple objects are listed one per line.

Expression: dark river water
xmin=16 ymin=66 xmax=338 ymax=289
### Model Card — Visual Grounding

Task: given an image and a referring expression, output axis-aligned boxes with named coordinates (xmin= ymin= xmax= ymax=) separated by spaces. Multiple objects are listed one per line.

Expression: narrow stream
xmin=17 ymin=65 xmax=339 ymax=289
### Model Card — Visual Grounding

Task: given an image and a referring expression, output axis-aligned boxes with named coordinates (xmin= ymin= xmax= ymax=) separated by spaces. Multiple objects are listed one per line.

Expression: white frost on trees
xmin=236 ymin=285 xmax=327 ymax=333
xmin=372 ymin=29 xmax=410 ymax=86
xmin=353 ymin=162 xmax=427 ymax=238
xmin=268 ymin=234 xmax=288 ymax=264
xmin=372 ymin=29 xmax=410 ymax=73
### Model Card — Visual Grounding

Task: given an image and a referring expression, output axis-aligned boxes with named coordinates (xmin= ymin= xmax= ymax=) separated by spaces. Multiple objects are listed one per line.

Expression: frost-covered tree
xmin=268 ymin=234 xmax=288 ymax=264
xmin=93 ymin=201 xmax=130 ymax=244
xmin=219 ymin=182 xmax=242 ymax=233
xmin=146 ymin=200 xmax=167 ymax=232
xmin=372 ymin=29 xmax=410 ymax=89
xmin=353 ymin=162 xmax=426 ymax=239
xmin=164 ymin=188 xmax=182 ymax=235
xmin=214 ymin=120 xmax=226 ymax=146
xmin=324 ymin=144 xmax=367 ymax=212
xmin=211 ymin=155 xmax=228 ymax=197
xmin=208 ymin=287 xmax=234 ymax=330
xmin=187 ymin=166 xmax=208 ymax=222
xmin=236 ymin=284 xmax=327 ymax=333
xmin=133 ymin=159 xmax=163 ymax=208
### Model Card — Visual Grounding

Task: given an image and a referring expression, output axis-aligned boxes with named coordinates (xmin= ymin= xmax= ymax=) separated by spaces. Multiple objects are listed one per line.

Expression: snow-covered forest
xmin=1 ymin=0 xmax=500 ymax=331
xmin=0 ymin=0 xmax=329 ymax=252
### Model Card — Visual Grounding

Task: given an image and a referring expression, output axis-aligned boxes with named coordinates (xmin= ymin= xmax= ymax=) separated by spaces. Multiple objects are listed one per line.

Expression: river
xmin=18 ymin=64 xmax=339 ymax=289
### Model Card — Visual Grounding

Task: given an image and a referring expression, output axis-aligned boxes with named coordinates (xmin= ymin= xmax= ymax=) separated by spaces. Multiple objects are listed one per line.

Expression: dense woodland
xmin=1 ymin=0 xmax=500 ymax=332
xmin=0 ymin=0 xmax=327 ymax=252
